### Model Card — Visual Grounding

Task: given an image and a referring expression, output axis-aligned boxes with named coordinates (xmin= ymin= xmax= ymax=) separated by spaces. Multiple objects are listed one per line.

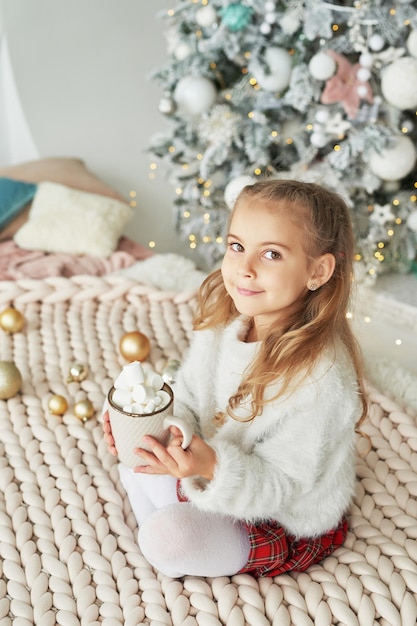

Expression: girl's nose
xmin=237 ymin=256 xmax=255 ymax=277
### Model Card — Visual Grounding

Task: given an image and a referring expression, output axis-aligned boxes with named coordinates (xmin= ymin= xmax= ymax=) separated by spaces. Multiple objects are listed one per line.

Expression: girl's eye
xmin=229 ymin=242 xmax=244 ymax=252
xmin=264 ymin=250 xmax=281 ymax=260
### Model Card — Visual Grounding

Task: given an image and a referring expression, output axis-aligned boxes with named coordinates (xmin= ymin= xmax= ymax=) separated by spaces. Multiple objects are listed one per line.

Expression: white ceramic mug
xmin=107 ymin=383 xmax=193 ymax=469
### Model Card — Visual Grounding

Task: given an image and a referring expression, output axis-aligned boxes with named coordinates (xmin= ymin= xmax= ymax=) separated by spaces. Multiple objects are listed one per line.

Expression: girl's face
xmin=221 ymin=198 xmax=322 ymax=339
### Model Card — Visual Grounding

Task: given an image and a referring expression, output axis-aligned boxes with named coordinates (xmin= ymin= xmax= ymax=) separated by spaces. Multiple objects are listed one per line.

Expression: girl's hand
xmin=134 ymin=426 xmax=216 ymax=480
xmin=102 ymin=410 xmax=118 ymax=456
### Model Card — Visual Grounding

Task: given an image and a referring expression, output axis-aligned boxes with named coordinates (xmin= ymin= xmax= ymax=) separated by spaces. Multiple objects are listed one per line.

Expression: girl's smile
xmin=236 ymin=286 xmax=263 ymax=296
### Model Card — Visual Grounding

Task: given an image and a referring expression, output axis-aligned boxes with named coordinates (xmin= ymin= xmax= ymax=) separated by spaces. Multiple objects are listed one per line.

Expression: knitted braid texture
xmin=0 ymin=275 xmax=416 ymax=626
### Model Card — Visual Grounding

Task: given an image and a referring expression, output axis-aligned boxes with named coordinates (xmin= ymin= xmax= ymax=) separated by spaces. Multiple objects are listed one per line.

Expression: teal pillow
xmin=0 ymin=177 xmax=38 ymax=230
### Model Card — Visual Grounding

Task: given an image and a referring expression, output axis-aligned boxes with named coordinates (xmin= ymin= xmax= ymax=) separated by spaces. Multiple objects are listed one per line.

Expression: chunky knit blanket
xmin=0 ymin=275 xmax=416 ymax=626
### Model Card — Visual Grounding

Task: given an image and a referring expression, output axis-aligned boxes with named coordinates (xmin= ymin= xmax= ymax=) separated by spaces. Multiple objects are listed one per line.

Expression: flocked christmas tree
xmin=148 ymin=0 xmax=417 ymax=281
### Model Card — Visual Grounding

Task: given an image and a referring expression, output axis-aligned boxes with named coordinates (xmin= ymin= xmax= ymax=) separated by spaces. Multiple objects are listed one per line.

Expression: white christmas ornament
xmin=369 ymin=135 xmax=416 ymax=181
xmin=369 ymin=34 xmax=385 ymax=52
xmin=254 ymin=47 xmax=292 ymax=92
xmin=359 ymin=52 xmax=373 ymax=68
xmin=224 ymin=175 xmax=255 ymax=209
xmin=174 ymin=76 xmax=217 ymax=116
xmin=308 ymin=51 xmax=336 ymax=81
xmin=357 ymin=84 xmax=369 ymax=98
xmin=260 ymin=23 xmax=271 ymax=35
xmin=310 ymin=131 xmax=328 ymax=148
xmin=315 ymin=109 xmax=330 ymax=124
xmin=407 ymin=30 xmax=417 ymax=58
xmin=265 ymin=11 xmax=277 ymax=24
xmin=195 ymin=5 xmax=217 ymax=28
xmin=407 ymin=209 xmax=417 ymax=232
xmin=356 ymin=67 xmax=371 ymax=82
xmin=175 ymin=42 xmax=192 ymax=60
xmin=381 ymin=57 xmax=417 ymax=110
xmin=159 ymin=95 xmax=176 ymax=115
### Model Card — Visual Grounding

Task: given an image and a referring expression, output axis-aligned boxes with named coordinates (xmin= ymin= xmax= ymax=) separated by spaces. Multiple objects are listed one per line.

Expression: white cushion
xmin=14 ymin=181 xmax=133 ymax=257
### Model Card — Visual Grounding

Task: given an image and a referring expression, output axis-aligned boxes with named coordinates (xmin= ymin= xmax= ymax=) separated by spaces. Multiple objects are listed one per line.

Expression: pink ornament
xmin=320 ymin=50 xmax=373 ymax=119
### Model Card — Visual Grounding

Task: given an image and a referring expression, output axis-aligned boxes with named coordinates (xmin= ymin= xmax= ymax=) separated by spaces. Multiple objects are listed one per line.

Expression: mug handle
xmin=163 ymin=416 xmax=193 ymax=449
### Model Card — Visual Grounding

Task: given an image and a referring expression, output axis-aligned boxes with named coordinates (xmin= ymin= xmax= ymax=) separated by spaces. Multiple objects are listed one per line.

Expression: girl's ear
xmin=309 ymin=253 xmax=336 ymax=287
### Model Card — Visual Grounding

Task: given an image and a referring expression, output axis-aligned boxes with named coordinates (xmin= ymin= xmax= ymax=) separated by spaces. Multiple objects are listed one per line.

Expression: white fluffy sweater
xmin=173 ymin=317 xmax=361 ymax=538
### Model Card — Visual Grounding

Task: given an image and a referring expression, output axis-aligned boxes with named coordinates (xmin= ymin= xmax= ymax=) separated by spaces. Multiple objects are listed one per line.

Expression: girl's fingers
xmin=133 ymin=436 xmax=180 ymax=474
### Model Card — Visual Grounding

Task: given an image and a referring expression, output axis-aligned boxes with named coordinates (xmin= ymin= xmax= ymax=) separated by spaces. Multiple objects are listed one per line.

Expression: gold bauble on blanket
xmin=74 ymin=399 xmax=95 ymax=422
xmin=48 ymin=394 xmax=69 ymax=416
xmin=119 ymin=331 xmax=151 ymax=362
xmin=0 ymin=307 xmax=26 ymax=333
xmin=67 ymin=362 xmax=88 ymax=383
xmin=0 ymin=360 xmax=23 ymax=399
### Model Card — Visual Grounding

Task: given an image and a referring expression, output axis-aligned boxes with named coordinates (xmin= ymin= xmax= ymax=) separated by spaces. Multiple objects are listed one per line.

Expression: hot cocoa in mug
xmin=107 ymin=382 xmax=193 ymax=469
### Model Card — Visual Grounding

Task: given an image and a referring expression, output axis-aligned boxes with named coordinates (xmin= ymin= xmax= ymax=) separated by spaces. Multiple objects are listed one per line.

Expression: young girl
xmin=103 ymin=179 xmax=367 ymax=579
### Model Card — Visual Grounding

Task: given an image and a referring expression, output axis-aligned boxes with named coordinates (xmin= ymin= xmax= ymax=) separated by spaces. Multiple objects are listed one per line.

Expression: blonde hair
xmin=193 ymin=179 xmax=368 ymax=431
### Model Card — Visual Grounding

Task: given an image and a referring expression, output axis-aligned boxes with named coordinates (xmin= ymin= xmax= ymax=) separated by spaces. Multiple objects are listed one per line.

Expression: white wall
xmin=0 ymin=0 xmax=196 ymax=261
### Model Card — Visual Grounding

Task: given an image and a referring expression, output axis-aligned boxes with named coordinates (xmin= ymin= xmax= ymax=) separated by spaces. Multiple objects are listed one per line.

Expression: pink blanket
xmin=0 ymin=237 xmax=153 ymax=280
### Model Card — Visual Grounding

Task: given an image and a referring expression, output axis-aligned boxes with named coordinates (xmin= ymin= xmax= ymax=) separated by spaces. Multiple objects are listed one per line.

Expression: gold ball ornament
xmin=67 ymin=362 xmax=88 ymax=383
xmin=0 ymin=307 xmax=25 ymax=333
xmin=48 ymin=394 xmax=68 ymax=415
xmin=0 ymin=360 xmax=23 ymax=399
xmin=119 ymin=331 xmax=151 ymax=362
xmin=73 ymin=399 xmax=95 ymax=422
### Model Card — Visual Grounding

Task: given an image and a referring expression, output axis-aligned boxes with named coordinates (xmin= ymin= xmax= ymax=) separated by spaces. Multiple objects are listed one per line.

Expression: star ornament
xmin=320 ymin=50 xmax=373 ymax=119
xmin=369 ymin=203 xmax=395 ymax=225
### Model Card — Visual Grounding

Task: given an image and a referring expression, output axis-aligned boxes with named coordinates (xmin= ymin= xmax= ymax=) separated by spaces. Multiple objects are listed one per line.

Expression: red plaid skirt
xmin=237 ymin=517 xmax=348 ymax=578
xmin=177 ymin=481 xmax=347 ymax=578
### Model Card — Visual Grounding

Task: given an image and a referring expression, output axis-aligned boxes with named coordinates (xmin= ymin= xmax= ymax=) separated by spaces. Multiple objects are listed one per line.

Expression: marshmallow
xmin=156 ymin=389 xmax=171 ymax=406
xmin=111 ymin=361 xmax=171 ymax=414
xmin=132 ymin=384 xmax=156 ymax=405
xmin=130 ymin=402 xmax=148 ymax=414
xmin=144 ymin=400 xmax=157 ymax=413
xmin=112 ymin=388 xmax=133 ymax=407
xmin=152 ymin=394 xmax=162 ymax=407
xmin=145 ymin=371 xmax=164 ymax=391
xmin=115 ymin=361 xmax=146 ymax=388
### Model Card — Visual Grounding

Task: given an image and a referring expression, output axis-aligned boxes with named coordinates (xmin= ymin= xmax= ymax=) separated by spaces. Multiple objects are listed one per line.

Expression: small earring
xmin=309 ymin=283 xmax=318 ymax=291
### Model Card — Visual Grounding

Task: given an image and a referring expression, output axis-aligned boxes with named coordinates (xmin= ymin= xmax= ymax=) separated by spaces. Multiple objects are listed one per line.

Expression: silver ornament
xmin=162 ymin=359 xmax=182 ymax=384
xmin=159 ymin=95 xmax=176 ymax=116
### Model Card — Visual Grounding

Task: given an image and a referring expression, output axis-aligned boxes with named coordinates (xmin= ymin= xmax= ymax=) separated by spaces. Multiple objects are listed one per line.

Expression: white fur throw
xmin=114 ymin=253 xmax=208 ymax=291
xmin=14 ymin=181 xmax=132 ymax=257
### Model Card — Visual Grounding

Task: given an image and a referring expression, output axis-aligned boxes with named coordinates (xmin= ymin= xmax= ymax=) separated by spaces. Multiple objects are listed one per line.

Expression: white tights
xmin=118 ymin=464 xmax=250 ymax=578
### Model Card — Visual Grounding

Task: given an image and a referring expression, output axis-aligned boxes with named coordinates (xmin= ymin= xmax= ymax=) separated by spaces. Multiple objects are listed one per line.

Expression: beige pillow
xmin=14 ymin=181 xmax=133 ymax=257
xmin=0 ymin=157 xmax=128 ymax=239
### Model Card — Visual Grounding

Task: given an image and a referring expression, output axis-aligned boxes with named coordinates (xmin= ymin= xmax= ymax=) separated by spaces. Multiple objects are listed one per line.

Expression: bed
xmin=1 ymin=159 xmax=417 ymax=626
